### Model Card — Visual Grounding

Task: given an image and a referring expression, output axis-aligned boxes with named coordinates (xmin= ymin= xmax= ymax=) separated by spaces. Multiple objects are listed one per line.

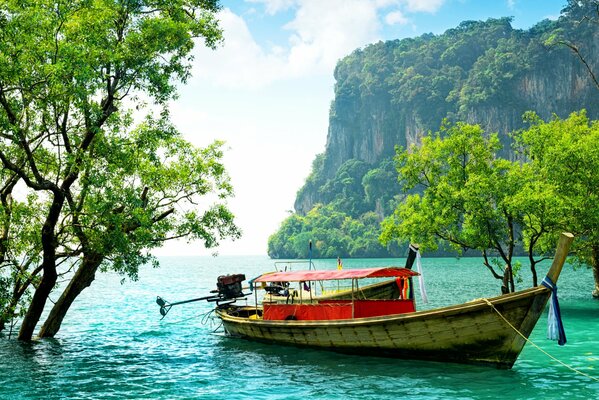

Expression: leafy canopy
xmin=380 ymin=121 xmax=560 ymax=290
xmin=0 ymin=0 xmax=240 ymax=337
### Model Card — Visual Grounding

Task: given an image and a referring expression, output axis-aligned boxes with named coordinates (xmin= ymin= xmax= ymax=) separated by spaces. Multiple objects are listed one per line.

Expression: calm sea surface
xmin=1 ymin=256 xmax=598 ymax=399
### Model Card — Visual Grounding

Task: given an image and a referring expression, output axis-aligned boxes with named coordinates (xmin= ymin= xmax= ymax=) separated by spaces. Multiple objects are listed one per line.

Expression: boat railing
xmin=274 ymin=260 xmax=316 ymax=271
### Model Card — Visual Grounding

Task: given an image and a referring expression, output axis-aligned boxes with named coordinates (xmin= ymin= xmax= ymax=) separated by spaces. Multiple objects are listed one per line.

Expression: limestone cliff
xmin=295 ymin=16 xmax=599 ymax=215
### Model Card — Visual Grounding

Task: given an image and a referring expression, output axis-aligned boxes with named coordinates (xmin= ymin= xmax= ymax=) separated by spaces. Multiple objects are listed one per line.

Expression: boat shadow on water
xmin=213 ymin=332 xmax=488 ymax=373
xmin=211 ymin=333 xmax=598 ymax=399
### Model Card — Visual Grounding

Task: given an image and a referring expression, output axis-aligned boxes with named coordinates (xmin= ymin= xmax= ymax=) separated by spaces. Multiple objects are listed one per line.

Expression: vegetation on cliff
xmin=268 ymin=1 xmax=599 ymax=263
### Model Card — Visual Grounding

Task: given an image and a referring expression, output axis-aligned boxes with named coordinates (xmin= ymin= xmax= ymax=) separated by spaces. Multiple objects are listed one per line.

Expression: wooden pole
xmin=351 ymin=279 xmax=355 ymax=319
xmin=254 ymin=288 xmax=258 ymax=318
xmin=545 ymin=232 xmax=574 ymax=285
xmin=309 ymin=240 xmax=313 ymax=270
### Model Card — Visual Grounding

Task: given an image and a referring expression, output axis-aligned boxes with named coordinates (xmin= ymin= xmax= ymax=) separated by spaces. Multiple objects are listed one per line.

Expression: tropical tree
xmin=516 ymin=110 xmax=599 ymax=297
xmin=380 ymin=122 xmax=558 ymax=292
xmin=0 ymin=0 xmax=239 ymax=340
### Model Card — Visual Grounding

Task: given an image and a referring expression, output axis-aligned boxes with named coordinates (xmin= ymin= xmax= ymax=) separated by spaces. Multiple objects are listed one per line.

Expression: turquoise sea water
xmin=1 ymin=256 xmax=598 ymax=400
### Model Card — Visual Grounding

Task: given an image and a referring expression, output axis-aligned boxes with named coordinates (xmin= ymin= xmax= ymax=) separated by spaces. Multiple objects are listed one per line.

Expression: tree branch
xmin=559 ymin=41 xmax=599 ymax=90
xmin=0 ymin=151 xmax=55 ymax=191
xmin=482 ymin=249 xmax=504 ymax=280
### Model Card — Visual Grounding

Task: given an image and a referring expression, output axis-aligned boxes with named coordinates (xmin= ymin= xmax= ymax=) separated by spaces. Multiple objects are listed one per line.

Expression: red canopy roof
xmin=254 ymin=267 xmax=418 ymax=283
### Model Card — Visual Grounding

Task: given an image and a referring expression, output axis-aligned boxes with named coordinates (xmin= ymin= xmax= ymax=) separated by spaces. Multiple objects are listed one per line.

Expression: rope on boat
xmin=159 ymin=309 xmax=215 ymax=326
xmin=201 ymin=309 xmax=216 ymax=325
xmin=483 ymin=299 xmax=599 ymax=382
xmin=201 ymin=309 xmax=225 ymax=333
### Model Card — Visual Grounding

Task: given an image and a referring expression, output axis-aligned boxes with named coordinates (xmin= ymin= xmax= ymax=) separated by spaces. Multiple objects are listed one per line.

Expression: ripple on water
xmin=1 ymin=256 xmax=599 ymax=399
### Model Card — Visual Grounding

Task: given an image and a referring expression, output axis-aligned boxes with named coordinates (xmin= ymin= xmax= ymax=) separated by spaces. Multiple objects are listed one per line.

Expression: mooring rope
xmin=482 ymin=298 xmax=599 ymax=382
xmin=201 ymin=309 xmax=216 ymax=326
xmin=160 ymin=309 xmax=214 ymax=326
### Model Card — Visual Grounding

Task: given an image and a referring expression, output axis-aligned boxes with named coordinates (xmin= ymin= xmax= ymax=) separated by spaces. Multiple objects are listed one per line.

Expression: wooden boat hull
xmin=216 ymin=286 xmax=551 ymax=369
xmin=263 ymin=278 xmax=400 ymax=304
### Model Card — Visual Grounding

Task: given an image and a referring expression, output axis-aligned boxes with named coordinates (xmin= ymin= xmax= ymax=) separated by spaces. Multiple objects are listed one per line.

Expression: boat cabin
xmin=254 ymin=267 xmax=419 ymax=321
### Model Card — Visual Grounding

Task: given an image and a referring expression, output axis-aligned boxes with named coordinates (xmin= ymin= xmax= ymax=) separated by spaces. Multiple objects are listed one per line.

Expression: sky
xmin=158 ymin=0 xmax=568 ymax=257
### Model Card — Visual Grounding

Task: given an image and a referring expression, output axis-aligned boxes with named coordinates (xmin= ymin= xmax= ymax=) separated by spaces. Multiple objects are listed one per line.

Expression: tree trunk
xmin=528 ymin=239 xmax=539 ymax=287
xmin=508 ymin=265 xmax=515 ymax=292
xmin=17 ymin=194 xmax=64 ymax=341
xmin=530 ymin=264 xmax=538 ymax=287
xmin=17 ymin=268 xmax=57 ymax=340
xmin=592 ymin=245 xmax=599 ymax=299
xmin=501 ymin=268 xmax=510 ymax=294
xmin=38 ymin=254 xmax=103 ymax=338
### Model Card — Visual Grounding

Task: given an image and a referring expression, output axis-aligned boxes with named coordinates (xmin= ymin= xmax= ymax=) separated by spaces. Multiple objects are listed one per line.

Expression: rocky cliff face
xmin=294 ymin=17 xmax=599 ymax=215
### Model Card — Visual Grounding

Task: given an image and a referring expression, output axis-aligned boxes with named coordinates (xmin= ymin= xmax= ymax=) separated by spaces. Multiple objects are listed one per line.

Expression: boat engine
xmin=216 ymin=274 xmax=246 ymax=300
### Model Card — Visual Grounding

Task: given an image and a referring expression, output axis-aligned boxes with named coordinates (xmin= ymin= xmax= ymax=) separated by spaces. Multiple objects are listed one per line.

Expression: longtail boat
xmin=211 ymin=233 xmax=574 ymax=369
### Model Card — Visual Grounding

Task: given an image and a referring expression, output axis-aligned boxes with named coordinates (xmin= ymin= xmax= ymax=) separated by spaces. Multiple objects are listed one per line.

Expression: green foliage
xmin=330 ymin=16 xmax=562 ymax=135
xmin=516 ymin=110 xmax=599 ymax=265
xmin=458 ymin=37 xmax=532 ymax=110
xmin=319 ymin=159 xmax=371 ymax=215
xmin=268 ymin=205 xmax=397 ymax=259
xmin=0 ymin=171 xmax=44 ymax=329
xmin=380 ymin=121 xmax=564 ymax=290
xmin=77 ymin=118 xmax=239 ymax=280
xmin=379 ymin=111 xmax=598 ymax=291
xmin=362 ymin=158 xmax=401 ymax=213
xmin=0 ymin=0 xmax=239 ymax=337
xmin=271 ymin=154 xmax=404 ymax=259
xmin=381 ymin=122 xmax=506 ymax=251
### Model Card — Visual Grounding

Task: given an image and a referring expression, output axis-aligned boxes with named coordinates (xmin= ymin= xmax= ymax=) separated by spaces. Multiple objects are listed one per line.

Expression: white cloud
xmin=385 ymin=10 xmax=409 ymax=25
xmin=507 ymin=0 xmax=516 ymax=10
xmin=401 ymin=0 xmax=445 ymax=13
xmin=190 ymin=9 xmax=286 ymax=88
xmin=375 ymin=0 xmax=401 ymax=7
xmin=191 ymin=2 xmax=383 ymax=88
xmin=283 ymin=0 xmax=381 ymax=75
xmin=247 ymin=0 xmax=296 ymax=15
